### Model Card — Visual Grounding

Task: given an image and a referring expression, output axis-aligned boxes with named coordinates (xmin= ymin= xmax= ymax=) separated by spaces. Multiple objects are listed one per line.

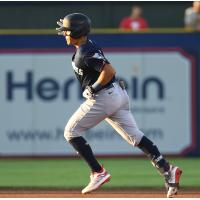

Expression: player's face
xmin=63 ymin=31 xmax=73 ymax=45
xmin=65 ymin=35 xmax=72 ymax=45
xmin=64 ymin=31 xmax=79 ymax=46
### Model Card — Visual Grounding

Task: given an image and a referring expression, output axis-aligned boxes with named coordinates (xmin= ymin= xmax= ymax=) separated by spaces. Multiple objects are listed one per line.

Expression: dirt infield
xmin=0 ymin=189 xmax=200 ymax=198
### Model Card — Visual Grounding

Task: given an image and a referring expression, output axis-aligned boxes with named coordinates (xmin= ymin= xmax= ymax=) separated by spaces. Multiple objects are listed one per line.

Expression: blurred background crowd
xmin=120 ymin=1 xmax=200 ymax=31
xmin=0 ymin=1 xmax=199 ymax=31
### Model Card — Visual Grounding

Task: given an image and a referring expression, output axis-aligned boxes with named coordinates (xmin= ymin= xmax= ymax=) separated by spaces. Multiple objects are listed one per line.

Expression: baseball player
xmin=56 ymin=13 xmax=182 ymax=198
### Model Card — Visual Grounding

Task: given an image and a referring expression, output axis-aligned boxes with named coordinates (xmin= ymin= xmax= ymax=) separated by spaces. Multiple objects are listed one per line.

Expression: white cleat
xmin=167 ymin=187 xmax=178 ymax=198
xmin=166 ymin=165 xmax=182 ymax=198
xmin=82 ymin=167 xmax=111 ymax=194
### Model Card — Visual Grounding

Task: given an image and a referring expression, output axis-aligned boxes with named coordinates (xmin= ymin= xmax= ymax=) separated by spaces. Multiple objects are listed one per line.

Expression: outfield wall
xmin=0 ymin=32 xmax=199 ymax=156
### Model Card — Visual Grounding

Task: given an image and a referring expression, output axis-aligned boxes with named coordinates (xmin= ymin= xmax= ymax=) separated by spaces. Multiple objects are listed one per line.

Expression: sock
xmin=137 ymin=136 xmax=170 ymax=174
xmin=69 ymin=136 xmax=102 ymax=172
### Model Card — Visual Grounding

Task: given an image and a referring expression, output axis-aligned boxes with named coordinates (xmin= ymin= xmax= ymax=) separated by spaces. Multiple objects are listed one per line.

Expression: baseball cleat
xmin=81 ymin=167 xmax=111 ymax=194
xmin=165 ymin=165 xmax=182 ymax=198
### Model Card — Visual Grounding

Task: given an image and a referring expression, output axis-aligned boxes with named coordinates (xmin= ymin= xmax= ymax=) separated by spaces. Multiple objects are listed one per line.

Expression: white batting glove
xmin=82 ymin=86 xmax=94 ymax=99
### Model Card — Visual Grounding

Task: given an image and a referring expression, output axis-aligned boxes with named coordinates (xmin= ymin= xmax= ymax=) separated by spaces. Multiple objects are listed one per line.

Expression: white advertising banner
xmin=0 ymin=49 xmax=195 ymax=156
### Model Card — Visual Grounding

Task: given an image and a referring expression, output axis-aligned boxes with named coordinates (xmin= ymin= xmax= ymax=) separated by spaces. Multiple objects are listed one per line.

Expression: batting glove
xmin=82 ymin=86 xmax=95 ymax=99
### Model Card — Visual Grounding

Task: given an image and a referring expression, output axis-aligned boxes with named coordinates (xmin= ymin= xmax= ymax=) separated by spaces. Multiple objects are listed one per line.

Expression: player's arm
xmin=95 ymin=63 xmax=116 ymax=85
xmin=91 ymin=63 xmax=116 ymax=93
xmin=84 ymin=53 xmax=116 ymax=93
xmin=83 ymin=64 xmax=116 ymax=98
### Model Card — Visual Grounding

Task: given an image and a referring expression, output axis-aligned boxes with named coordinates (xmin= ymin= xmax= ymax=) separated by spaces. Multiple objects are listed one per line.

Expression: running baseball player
xmin=56 ymin=13 xmax=182 ymax=198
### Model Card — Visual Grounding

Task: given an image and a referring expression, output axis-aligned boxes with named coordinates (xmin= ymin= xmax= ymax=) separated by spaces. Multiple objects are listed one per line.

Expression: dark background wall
xmin=0 ymin=1 xmax=192 ymax=29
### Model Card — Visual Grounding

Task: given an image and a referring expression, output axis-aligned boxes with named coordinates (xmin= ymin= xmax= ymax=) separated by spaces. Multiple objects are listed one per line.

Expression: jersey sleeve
xmin=83 ymin=51 xmax=109 ymax=72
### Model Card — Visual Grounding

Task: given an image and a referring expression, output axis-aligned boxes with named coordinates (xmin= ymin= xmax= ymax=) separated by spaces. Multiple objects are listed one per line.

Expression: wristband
xmin=91 ymin=82 xmax=103 ymax=93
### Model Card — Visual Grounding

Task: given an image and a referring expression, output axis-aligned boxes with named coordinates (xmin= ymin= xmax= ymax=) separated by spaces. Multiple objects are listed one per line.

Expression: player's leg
xmin=105 ymin=90 xmax=169 ymax=170
xmin=64 ymin=98 xmax=111 ymax=194
xmin=137 ymin=135 xmax=182 ymax=197
xmin=105 ymin=88 xmax=182 ymax=197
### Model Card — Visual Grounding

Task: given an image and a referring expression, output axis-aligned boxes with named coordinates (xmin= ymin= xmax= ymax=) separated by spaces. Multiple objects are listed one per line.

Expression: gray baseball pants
xmin=64 ymin=82 xmax=144 ymax=146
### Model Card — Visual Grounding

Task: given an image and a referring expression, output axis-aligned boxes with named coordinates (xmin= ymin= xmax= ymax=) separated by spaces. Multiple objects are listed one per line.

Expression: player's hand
xmin=82 ymin=86 xmax=95 ymax=99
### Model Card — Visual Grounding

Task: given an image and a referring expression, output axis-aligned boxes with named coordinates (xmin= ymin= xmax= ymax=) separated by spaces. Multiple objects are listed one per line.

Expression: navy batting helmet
xmin=56 ymin=13 xmax=91 ymax=38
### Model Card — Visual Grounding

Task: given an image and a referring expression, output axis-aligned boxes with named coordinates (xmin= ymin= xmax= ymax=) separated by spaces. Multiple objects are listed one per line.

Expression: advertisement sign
xmin=0 ymin=49 xmax=195 ymax=155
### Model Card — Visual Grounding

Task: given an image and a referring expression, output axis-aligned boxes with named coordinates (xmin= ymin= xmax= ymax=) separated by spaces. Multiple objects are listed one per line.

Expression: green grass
xmin=0 ymin=158 xmax=199 ymax=189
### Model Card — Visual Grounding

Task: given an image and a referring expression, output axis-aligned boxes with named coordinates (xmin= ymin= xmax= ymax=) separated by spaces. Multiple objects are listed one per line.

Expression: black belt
xmin=105 ymin=82 xmax=115 ymax=90
xmin=97 ymin=82 xmax=115 ymax=93
xmin=106 ymin=80 xmax=126 ymax=90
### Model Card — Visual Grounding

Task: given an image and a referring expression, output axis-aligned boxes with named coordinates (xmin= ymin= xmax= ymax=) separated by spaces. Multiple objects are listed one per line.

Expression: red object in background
xmin=119 ymin=17 xmax=149 ymax=30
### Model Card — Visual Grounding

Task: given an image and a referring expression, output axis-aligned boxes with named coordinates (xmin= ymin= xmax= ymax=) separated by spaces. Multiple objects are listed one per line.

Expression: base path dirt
xmin=0 ymin=189 xmax=200 ymax=198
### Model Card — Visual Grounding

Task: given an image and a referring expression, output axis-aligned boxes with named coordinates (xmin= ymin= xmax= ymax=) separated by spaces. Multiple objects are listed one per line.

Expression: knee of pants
xmin=128 ymin=128 xmax=144 ymax=146
xmin=64 ymin=124 xmax=78 ymax=142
